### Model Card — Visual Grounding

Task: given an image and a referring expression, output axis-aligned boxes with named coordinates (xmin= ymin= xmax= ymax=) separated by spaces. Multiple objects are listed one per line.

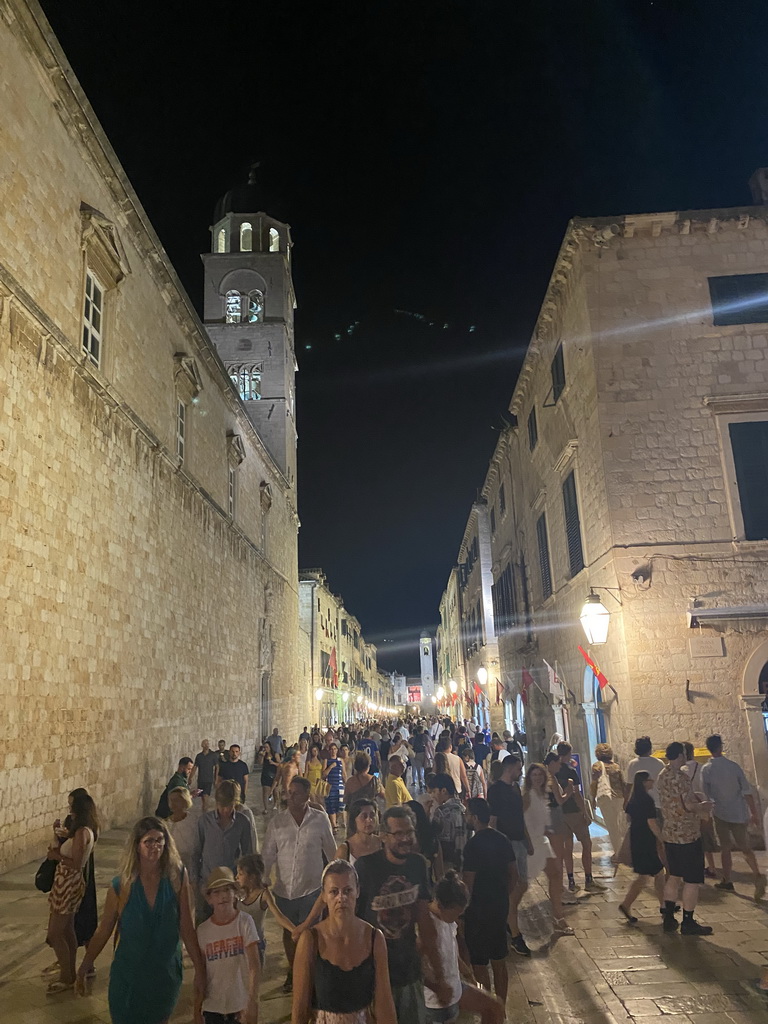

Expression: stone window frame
xmin=80 ymin=203 xmax=130 ymax=377
xmin=226 ymin=433 xmax=246 ymax=520
xmin=706 ymin=394 xmax=768 ymax=543
xmin=173 ymin=354 xmax=203 ymax=466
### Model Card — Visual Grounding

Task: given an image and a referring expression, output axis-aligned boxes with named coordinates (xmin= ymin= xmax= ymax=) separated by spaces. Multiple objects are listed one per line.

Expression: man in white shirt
xmin=626 ymin=736 xmax=665 ymax=809
xmin=262 ymin=776 xmax=336 ymax=993
xmin=437 ymin=736 xmax=470 ymax=797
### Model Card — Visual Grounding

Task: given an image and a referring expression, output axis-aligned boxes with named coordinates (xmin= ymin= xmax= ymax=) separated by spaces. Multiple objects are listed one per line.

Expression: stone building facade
xmin=0 ymin=0 xmax=305 ymax=870
xmin=436 ymin=505 xmax=501 ymax=730
xmin=440 ymin=198 xmax=768 ymax=805
xmin=298 ymin=570 xmax=393 ymax=726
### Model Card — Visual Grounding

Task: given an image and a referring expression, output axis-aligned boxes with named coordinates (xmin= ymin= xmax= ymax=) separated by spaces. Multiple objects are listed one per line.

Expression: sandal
xmin=554 ymin=918 xmax=574 ymax=935
xmin=46 ymin=981 xmax=74 ymax=995
xmin=41 ymin=962 xmax=60 ymax=977
xmin=618 ymin=905 xmax=638 ymax=924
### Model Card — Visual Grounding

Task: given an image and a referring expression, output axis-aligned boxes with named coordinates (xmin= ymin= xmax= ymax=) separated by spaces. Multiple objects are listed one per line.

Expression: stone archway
xmin=740 ymin=639 xmax=768 ymax=806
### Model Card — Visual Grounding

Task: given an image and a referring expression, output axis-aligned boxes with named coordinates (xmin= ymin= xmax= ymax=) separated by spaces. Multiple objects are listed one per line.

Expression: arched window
xmin=240 ymin=222 xmax=252 ymax=251
xmin=229 ymin=364 xmax=262 ymax=402
xmin=217 ymin=228 xmax=226 ymax=253
xmin=269 ymin=227 xmax=280 ymax=252
xmin=225 ymin=290 xmax=242 ymax=324
xmin=247 ymin=289 xmax=265 ymax=323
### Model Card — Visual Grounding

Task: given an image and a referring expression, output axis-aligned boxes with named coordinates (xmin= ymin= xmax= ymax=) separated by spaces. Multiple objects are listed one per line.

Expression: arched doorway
xmin=741 ymin=640 xmax=768 ymax=805
xmin=582 ymin=667 xmax=607 ymax=762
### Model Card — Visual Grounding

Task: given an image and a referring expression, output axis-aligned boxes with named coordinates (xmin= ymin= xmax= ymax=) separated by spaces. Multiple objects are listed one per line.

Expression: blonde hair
xmin=216 ymin=779 xmax=241 ymax=808
xmin=168 ymin=786 xmax=192 ymax=809
xmin=119 ymin=816 xmax=183 ymax=893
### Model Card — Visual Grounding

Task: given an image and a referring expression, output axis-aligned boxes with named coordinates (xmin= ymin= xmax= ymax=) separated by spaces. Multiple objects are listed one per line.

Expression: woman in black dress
xmin=260 ymin=745 xmax=279 ymax=814
xmin=618 ymin=771 xmax=666 ymax=924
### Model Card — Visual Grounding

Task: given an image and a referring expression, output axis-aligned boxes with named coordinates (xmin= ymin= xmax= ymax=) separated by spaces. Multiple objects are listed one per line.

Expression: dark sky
xmin=39 ymin=0 xmax=768 ymax=673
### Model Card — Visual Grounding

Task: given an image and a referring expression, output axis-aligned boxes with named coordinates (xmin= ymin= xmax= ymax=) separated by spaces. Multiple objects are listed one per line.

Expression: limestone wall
xmin=0 ymin=0 xmax=305 ymax=870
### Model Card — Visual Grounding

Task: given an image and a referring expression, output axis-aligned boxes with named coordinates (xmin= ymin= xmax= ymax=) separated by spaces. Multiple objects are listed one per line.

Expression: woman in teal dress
xmin=76 ymin=816 xmax=204 ymax=1023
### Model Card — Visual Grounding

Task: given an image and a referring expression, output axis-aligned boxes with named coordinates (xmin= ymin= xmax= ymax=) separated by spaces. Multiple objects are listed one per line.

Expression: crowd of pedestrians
xmin=36 ymin=718 xmax=768 ymax=1021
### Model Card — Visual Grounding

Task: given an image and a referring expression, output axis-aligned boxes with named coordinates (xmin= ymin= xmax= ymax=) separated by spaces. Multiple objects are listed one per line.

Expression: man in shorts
xmin=487 ymin=754 xmax=533 ymax=956
xmin=701 ymin=733 xmax=765 ymax=900
xmin=463 ymin=798 xmax=516 ymax=1005
xmin=657 ymin=741 xmax=714 ymax=935
xmin=555 ymin=742 xmax=606 ymax=894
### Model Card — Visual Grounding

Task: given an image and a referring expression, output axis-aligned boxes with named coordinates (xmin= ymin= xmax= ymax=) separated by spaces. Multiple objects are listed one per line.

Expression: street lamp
xmin=314 ymin=687 xmax=324 ymax=701
xmin=436 ymin=685 xmax=445 ymax=701
xmin=580 ymin=591 xmax=610 ymax=645
xmin=448 ymin=679 xmax=457 ymax=694
xmin=476 ymin=667 xmax=487 ymax=686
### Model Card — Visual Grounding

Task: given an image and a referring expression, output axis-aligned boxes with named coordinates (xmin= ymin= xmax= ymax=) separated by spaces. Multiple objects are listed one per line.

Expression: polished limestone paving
xmin=2 ymin=812 xmax=768 ymax=1024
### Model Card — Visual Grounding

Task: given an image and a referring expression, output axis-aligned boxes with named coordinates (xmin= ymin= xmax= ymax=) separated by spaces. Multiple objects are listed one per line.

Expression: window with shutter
xmin=551 ymin=345 xmax=565 ymax=403
xmin=536 ymin=513 xmax=553 ymax=599
xmin=562 ymin=471 xmax=585 ymax=576
xmin=528 ymin=407 xmax=538 ymax=450
xmin=709 ymin=274 xmax=768 ymax=326
xmin=729 ymin=421 xmax=768 ymax=539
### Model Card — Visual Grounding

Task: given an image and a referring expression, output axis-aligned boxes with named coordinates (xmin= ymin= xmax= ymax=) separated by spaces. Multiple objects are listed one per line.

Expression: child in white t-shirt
xmin=196 ymin=867 xmax=260 ymax=1024
xmin=423 ymin=872 xmax=504 ymax=1024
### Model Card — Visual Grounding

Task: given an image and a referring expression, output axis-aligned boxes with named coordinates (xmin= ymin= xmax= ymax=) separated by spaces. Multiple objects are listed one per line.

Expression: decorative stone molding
xmin=80 ymin=203 xmax=130 ymax=287
xmin=553 ymin=439 xmax=579 ymax=474
xmin=704 ymin=393 xmax=768 ymax=415
xmin=173 ymin=353 xmax=203 ymax=404
xmin=226 ymin=432 xmax=246 ymax=466
xmin=260 ymin=481 xmax=273 ymax=513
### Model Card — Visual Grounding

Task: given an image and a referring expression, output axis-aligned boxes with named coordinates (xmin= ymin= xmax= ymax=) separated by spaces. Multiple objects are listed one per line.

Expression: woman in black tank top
xmin=291 ymin=860 xmax=396 ymax=1024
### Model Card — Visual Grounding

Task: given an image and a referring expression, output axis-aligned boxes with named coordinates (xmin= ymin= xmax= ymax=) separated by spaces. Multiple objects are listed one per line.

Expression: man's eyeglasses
xmin=385 ymin=828 xmax=415 ymax=838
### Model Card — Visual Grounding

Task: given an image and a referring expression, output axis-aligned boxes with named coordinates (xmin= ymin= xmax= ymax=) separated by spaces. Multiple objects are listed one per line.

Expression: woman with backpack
xmin=75 ymin=816 xmax=204 ymax=1024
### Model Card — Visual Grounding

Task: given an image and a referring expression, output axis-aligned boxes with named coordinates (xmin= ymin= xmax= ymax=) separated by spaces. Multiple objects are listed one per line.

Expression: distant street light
xmin=342 ymin=691 xmax=349 ymax=702
xmin=448 ymin=680 xmax=458 ymax=694
xmin=314 ymin=687 xmax=324 ymax=701
xmin=580 ymin=591 xmax=610 ymax=646
xmin=477 ymin=667 xmax=488 ymax=686
xmin=436 ymin=685 xmax=445 ymax=700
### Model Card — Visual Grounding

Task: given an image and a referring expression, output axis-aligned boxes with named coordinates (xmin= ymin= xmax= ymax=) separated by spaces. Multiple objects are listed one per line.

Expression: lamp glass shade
xmin=314 ymin=687 xmax=324 ymax=701
xmin=436 ymin=685 xmax=445 ymax=700
xmin=342 ymin=691 xmax=349 ymax=702
xmin=477 ymin=667 xmax=488 ymax=686
xmin=448 ymin=679 xmax=458 ymax=693
xmin=580 ymin=593 xmax=610 ymax=645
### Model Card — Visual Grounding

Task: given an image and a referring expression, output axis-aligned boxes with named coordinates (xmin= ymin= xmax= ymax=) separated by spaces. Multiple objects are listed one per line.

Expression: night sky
xmin=39 ymin=0 xmax=768 ymax=673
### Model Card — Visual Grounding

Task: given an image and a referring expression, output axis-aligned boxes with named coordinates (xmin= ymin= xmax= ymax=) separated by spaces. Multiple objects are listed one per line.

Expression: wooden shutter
xmin=562 ymin=471 xmax=585 ymax=576
xmin=551 ymin=345 xmax=565 ymax=402
xmin=536 ymin=513 xmax=553 ymax=599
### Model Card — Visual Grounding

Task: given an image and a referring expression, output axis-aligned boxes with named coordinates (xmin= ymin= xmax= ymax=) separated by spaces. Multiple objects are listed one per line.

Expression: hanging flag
xmin=473 ymin=681 xmax=483 ymax=704
xmin=577 ymin=645 xmax=609 ymax=690
xmin=521 ymin=667 xmax=534 ymax=705
xmin=329 ymin=647 xmax=339 ymax=689
xmin=495 ymin=679 xmax=503 ymax=705
xmin=544 ymin=659 xmax=564 ymax=700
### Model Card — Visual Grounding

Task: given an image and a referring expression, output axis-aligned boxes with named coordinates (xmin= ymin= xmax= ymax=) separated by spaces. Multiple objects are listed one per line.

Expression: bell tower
xmin=202 ymin=168 xmax=297 ymax=489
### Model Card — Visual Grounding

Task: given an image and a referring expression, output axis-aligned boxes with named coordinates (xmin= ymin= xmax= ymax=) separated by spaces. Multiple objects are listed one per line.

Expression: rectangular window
xmin=536 ymin=513 xmax=553 ymax=599
xmin=709 ymin=274 xmax=768 ymax=326
xmin=490 ymin=506 xmax=496 ymax=535
xmin=528 ymin=407 xmax=538 ymax=450
xmin=729 ymin=421 xmax=768 ymax=539
xmin=491 ymin=562 xmax=517 ymax=635
xmin=228 ymin=465 xmax=236 ymax=517
xmin=562 ymin=471 xmax=585 ymax=576
xmin=176 ymin=400 xmax=186 ymax=462
xmin=551 ymin=344 xmax=565 ymax=403
xmin=82 ymin=270 xmax=104 ymax=368
xmin=499 ymin=483 xmax=506 ymax=517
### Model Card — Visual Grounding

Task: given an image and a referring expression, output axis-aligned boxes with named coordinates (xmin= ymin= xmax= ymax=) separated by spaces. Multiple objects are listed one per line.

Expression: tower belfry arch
xmin=201 ymin=166 xmax=298 ymax=489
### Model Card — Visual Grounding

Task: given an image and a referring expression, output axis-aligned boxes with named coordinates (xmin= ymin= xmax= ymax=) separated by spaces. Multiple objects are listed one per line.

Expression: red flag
xmin=578 ymin=645 xmax=609 ymax=690
xmin=329 ymin=647 xmax=339 ymax=689
xmin=521 ymin=667 xmax=534 ymax=705
xmin=495 ymin=680 xmax=503 ymax=705
xmin=473 ymin=682 xmax=483 ymax=704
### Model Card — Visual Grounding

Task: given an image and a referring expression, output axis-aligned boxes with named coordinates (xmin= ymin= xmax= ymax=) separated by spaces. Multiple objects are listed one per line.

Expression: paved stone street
xmin=2 ymin=815 xmax=768 ymax=1024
